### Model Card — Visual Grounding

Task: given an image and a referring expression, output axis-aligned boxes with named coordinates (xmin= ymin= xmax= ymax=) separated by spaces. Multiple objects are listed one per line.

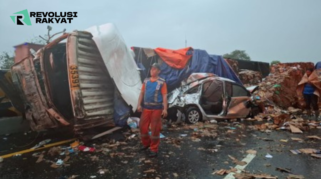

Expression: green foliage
xmin=0 ymin=52 xmax=14 ymax=69
xmin=271 ymin=60 xmax=281 ymax=65
xmin=223 ymin=50 xmax=251 ymax=61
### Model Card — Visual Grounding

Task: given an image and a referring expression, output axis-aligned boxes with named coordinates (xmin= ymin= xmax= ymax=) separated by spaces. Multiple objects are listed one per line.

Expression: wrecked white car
xmin=168 ymin=73 xmax=258 ymax=123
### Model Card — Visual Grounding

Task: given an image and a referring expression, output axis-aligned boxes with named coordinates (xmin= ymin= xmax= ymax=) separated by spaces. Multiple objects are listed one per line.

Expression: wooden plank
xmin=290 ymin=125 xmax=303 ymax=134
xmin=92 ymin=127 xmax=122 ymax=139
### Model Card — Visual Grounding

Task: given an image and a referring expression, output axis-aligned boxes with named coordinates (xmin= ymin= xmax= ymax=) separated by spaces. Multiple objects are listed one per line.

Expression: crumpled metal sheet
xmin=67 ymin=31 xmax=114 ymax=119
xmin=66 ymin=31 xmax=115 ymax=130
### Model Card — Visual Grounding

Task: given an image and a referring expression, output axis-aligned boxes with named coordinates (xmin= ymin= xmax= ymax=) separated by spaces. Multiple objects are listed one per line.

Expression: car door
xmin=225 ymin=82 xmax=251 ymax=118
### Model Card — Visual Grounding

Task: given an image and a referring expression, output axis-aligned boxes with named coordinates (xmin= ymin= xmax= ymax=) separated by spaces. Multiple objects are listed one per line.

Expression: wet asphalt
xmin=0 ymin=119 xmax=320 ymax=179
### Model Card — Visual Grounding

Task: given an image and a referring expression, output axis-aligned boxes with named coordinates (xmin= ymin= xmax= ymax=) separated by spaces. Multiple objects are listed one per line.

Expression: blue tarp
xmin=315 ymin=62 xmax=321 ymax=69
xmin=113 ymin=90 xmax=131 ymax=126
xmin=137 ymin=49 xmax=242 ymax=91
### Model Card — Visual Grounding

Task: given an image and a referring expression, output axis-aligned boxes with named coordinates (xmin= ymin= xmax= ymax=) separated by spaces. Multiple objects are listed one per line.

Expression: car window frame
xmin=225 ymin=81 xmax=250 ymax=97
xmin=185 ymin=84 xmax=201 ymax=94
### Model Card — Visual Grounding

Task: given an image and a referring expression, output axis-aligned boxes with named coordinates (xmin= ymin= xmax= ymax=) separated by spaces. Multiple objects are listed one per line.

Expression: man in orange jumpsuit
xmin=137 ymin=63 xmax=168 ymax=158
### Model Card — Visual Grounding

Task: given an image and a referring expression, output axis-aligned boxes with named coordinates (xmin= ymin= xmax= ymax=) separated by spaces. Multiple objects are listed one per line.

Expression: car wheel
xmin=185 ymin=107 xmax=202 ymax=124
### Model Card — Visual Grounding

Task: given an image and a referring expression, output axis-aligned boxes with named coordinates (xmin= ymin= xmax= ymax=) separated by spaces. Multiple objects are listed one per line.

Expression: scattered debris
xmin=265 ymin=153 xmax=273 ymax=159
xmin=51 ymin=163 xmax=59 ymax=169
xmin=290 ymin=125 xmax=303 ymax=134
xmin=311 ymin=154 xmax=321 ymax=159
xmin=128 ymin=134 xmax=136 ymax=140
xmin=0 ymin=157 xmax=3 ymax=163
xmin=280 ymin=139 xmax=288 ymax=143
xmin=210 ymin=119 xmax=217 ymax=124
xmin=48 ymin=147 xmax=61 ymax=156
xmin=36 ymin=154 xmax=44 ymax=163
xmin=246 ymin=149 xmax=257 ymax=155
xmin=299 ymin=148 xmax=317 ymax=154
xmin=287 ymin=174 xmax=305 ymax=179
xmin=68 ymin=175 xmax=79 ymax=179
xmin=214 ymin=169 xmax=228 ymax=175
xmin=173 ymin=173 xmax=179 ymax=178
xmin=276 ymin=167 xmax=292 ymax=173
xmin=31 ymin=139 xmax=51 ymax=149
xmin=98 ymin=169 xmax=109 ymax=174
xmin=78 ymin=146 xmax=96 ymax=152
xmin=127 ymin=117 xmax=140 ymax=129
xmin=91 ymin=156 xmax=99 ymax=162
xmin=228 ymin=155 xmax=247 ymax=166
xmin=234 ymin=173 xmax=277 ymax=179
xmin=70 ymin=141 xmax=80 ymax=148
xmin=64 ymin=156 xmax=70 ymax=162
xmin=290 ymin=150 xmax=301 ymax=155
xmin=291 ymin=138 xmax=303 ymax=141
xmin=148 ymin=132 xmax=165 ymax=138
xmin=306 ymin=136 xmax=321 ymax=140
xmin=180 ymin=134 xmax=188 ymax=137
xmin=144 ymin=169 xmax=156 ymax=173
xmin=56 ymin=159 xmax=64 ymax=166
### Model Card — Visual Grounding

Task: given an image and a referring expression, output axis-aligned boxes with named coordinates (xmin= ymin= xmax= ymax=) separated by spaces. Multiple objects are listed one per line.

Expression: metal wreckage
xmin=2 ymin=23 xmax=262 ymax=139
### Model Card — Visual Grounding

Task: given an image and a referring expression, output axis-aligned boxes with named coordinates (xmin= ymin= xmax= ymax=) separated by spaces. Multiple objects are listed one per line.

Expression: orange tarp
xmin=154 ymin=47 xmax=193 ymax=69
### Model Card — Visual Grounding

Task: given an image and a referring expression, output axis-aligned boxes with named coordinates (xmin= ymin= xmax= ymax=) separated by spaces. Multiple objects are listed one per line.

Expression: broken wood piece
xmin=91 ymin=127 xmax=122 ymax=140
xmin=299 ymin=148 xmax=317 ymax=154
xmin=214 ymin=169 xmax=228 ymax=175
xmin=306 ymin=136 xmax=321 ymax=140
xmin=311 ymin=154 xmax=321 ymax=159
xmin=64 ymin=156 xmax=70 ymax=162
xmin=246 ymin=149 xmax=257 ymax=155
xmin=36 ymin=154 xmax=44 ymax=163
xmin=290 ymin=125 xmax=303 ymax=134
xmin=286 ymin=174 xmax=305 ymax=179
xmin=291 ymin=138 xmax=303 ymax=141
xmin=276 ymin=167 xmax=292 ymax=173
xmin=227 ymin=168 xmax=237 ymax=173
xmin=144 ymin=160 xmax=152 ymax=164
xmin=228 ymin=155 xmax=247 ymax=166
xmin=51 ymin=163 xmax=59 ymax=168
xmin=144 ymin=169 xmax=156 ymax=173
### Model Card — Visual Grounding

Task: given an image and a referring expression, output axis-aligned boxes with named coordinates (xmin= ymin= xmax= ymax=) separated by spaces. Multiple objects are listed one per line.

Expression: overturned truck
xmin=11 ymin=24 xmax=142 ymax=137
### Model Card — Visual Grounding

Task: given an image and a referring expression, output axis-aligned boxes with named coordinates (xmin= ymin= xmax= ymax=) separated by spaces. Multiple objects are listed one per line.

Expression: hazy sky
xmin=0 ymin=0 xmax=320 ymax=63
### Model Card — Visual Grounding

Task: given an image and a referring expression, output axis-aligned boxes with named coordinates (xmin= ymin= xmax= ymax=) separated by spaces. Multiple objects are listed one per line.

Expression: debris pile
xmin=239 ymin=69 xmax=262 ymax=86
xmin=225 ymin=58 xmax=239 ymax=74
xmin=254 ymin=62 xmax=314 ymax=109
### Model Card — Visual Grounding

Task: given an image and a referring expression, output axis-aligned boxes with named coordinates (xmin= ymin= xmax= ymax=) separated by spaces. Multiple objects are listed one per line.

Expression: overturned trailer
xmin=11 ymin=24 xmax=142 ymax=136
